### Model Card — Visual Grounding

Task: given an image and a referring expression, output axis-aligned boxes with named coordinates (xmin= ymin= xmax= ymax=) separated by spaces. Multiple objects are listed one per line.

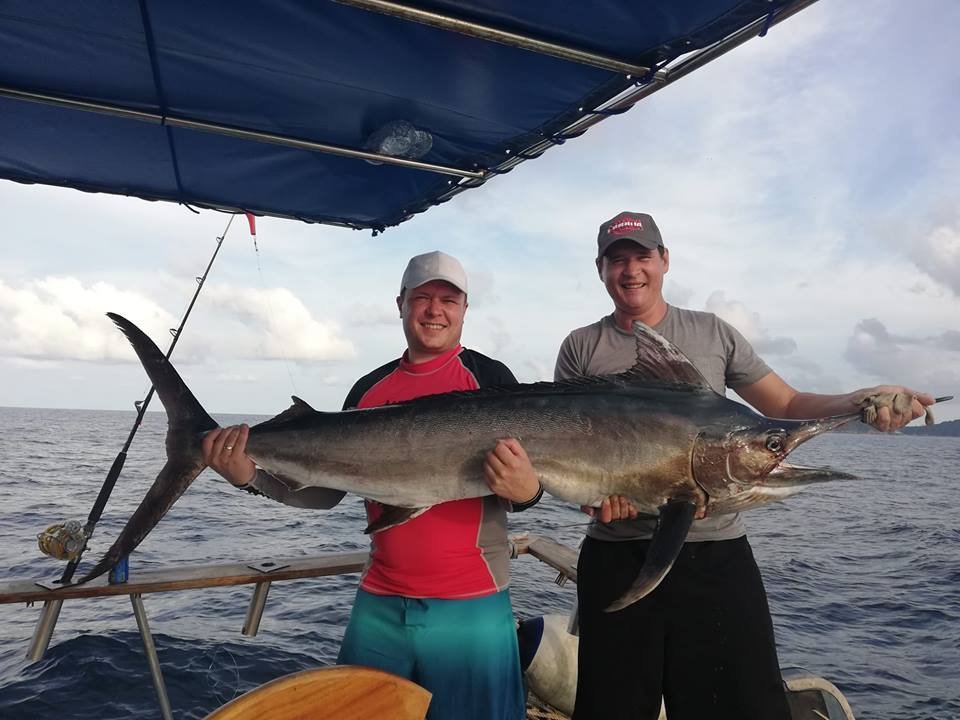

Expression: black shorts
xmin=573 ymin=535 xmax=790 ymax=720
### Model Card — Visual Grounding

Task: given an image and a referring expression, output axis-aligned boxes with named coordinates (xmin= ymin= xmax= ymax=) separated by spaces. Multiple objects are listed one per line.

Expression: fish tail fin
xmin=76 ymin=313 xmax=217 ymax=584
xmin=106 ymin=312 xmax=217 ymax=441
xmin=77 ymin=458 xmax=207 ymax=583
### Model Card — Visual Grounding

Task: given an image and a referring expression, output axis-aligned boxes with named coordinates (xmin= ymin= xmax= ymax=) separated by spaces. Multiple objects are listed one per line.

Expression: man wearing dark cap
xmin=557 ymin=212 xmax=935 ymax=720
xmin=204 ymin=250 xmax=541 ymax=720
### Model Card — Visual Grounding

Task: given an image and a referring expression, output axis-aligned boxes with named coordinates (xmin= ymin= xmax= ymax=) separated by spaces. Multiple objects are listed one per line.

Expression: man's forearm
xmin=782 ymin=391 xmax=858 ymax=419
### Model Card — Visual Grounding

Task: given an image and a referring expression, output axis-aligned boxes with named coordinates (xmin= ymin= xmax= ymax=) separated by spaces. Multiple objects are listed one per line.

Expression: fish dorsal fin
xmin=617 ymin=321 xmax=713 ymax=390
xmin=254 ymin=396 xmax=320 ymax=431
xmin=289 ymin=395 xmax=316 ymax=412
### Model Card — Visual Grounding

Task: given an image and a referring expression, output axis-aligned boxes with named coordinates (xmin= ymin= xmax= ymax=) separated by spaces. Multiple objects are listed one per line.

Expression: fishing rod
xmin=47 ymin=214 xmax=246 ymax=584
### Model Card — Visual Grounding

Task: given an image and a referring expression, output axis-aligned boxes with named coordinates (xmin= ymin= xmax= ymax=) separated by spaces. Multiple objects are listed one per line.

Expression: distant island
xmin=902 ymin=418 xmax=960 ymax=437
xmin=834 ymin=418 xmax=960 ymax=437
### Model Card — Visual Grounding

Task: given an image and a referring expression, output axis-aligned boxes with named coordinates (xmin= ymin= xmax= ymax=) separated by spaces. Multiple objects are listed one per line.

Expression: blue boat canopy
xmin=0 ymin=0 xmax=816 ymax=231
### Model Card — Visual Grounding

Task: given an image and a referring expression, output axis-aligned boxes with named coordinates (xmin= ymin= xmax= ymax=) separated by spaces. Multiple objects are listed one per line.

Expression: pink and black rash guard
xmin=341 ymin=344 xmax=540 ymax=599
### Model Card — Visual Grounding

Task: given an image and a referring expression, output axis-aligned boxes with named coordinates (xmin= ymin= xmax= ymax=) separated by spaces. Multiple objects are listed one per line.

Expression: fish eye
xmin=765 ymin=433 xmax=785 ymax=452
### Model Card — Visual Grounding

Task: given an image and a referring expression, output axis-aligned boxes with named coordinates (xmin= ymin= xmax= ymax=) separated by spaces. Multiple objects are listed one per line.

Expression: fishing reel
xmin=37 ymin=520 xmax=88 ymax=561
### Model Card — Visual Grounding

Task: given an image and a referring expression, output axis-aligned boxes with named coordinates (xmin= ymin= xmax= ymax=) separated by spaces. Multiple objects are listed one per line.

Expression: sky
xmin=1 ymin=0 xmax=959 ymax=423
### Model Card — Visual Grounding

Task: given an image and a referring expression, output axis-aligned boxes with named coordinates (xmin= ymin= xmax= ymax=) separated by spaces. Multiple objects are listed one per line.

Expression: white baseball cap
xmin=399 ymin=250 xmax=468 ymax=296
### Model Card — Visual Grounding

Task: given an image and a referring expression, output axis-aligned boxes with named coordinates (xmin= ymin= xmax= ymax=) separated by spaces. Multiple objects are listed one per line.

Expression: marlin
xmin=77 ymin=313 xmax=860 ymax=611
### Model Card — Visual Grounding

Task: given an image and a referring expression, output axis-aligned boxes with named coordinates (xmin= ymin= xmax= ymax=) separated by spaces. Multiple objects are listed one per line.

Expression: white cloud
xmin=345 ymin=303 xmax=399 ymax=327
xmin=663 ymin=280 xmax=694 ymax=309
xmin=912 ymin=221 xmax=960 ymax=296
xmin=931 ymin=330 xmax=960 ymax=352
xmin=845 ymin=318 xmax=960 ymax=392
xmin=485 ymin=316 xmax=511 ymax=355
xmin=704 ymin=291 xmax=797 ymax=356
xmin=0 ymin=277 xmax=354 ymax=365
xmin=0 ymin=277 xmax=174 ymax=361
xmin=212 ymin=373 xmax=259 ymax=383
xmin=522 ymin=359 xmax=553 ymax=383
xmin=201 ymin=285 xmax=355 ymax=362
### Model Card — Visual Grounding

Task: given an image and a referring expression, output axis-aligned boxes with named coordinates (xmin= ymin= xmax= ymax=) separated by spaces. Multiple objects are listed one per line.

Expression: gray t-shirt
xmin=554 ymin=305 xmax=772 ymax=542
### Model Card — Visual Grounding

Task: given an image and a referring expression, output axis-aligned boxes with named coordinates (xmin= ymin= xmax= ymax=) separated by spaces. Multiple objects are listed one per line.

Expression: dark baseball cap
xmin=596 ymin=211 xmax=663 ymax=260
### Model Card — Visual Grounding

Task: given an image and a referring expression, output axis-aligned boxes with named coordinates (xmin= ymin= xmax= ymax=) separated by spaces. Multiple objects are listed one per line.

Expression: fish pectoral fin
xmin=604 ymin=499 xmax=696 ymax=613
xmin=364 ymin=505 xmax=431 ymax=534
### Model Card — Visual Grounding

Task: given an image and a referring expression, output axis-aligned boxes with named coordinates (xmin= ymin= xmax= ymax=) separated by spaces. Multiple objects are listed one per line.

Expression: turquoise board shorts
xmin=337 ymin=588 xmax=525 ymax=720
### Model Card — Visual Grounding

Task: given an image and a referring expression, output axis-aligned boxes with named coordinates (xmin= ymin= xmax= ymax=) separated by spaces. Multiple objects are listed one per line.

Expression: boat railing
xmin=0 ymin=533 xmax=578 ymax=720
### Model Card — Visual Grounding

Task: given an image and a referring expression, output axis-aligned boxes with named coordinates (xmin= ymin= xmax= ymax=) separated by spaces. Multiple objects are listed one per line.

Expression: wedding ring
xmin=225 ymin=445 xmax=234 ymax=451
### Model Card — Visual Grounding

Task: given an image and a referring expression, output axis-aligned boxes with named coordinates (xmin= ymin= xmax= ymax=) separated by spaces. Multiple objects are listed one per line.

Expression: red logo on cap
xmin=608 ymin=218 xmax=644 ymax=236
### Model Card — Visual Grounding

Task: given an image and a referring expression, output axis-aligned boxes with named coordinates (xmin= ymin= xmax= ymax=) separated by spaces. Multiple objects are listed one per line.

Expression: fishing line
xmin=49 ymin=214 xmax=238 ymax=584
xmin=246 ymin=214 xmax=299 ymax=397
xmin=130 ymin=215 xmax=241 ymax=415
xmin=205 ymin=644 xmax=241 ymax=704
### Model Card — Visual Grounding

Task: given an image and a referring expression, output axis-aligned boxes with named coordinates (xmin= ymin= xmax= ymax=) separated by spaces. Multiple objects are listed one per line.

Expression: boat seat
xmin=203 ymin=665 xmax=431 ymax=720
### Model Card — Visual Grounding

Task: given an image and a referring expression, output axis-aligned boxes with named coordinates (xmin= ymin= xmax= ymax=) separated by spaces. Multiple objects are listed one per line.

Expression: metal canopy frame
xmin=0 ymin=85 xmax=486 ymax=181
xmin=432 ymin=0 xmax=822 ymax=208
xmin=332 ymin=0 xmax=653 ymax=76
xmin=0 ymin=0 xmax=820 ymax=229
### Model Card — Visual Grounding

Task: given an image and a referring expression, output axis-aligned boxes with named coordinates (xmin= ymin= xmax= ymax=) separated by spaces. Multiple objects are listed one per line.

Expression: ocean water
xmin=0 ymin=406 xmax=957 ymax=719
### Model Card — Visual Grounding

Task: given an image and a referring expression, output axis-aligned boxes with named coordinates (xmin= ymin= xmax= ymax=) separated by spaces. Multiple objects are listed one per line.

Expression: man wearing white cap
xmin=559 ymin=211 xmax=935 ymax=720
xmin=203 ymin=250 xmax=540 ymax=720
